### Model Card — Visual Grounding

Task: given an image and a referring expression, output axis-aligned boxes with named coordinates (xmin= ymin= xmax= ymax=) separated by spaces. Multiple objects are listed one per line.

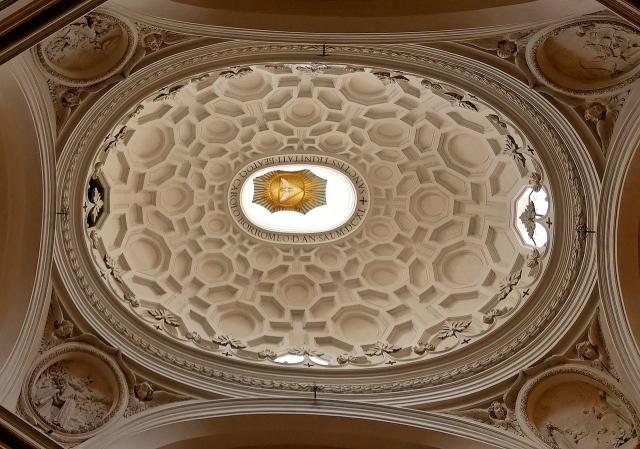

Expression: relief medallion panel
xmin=526 ymin=18 xmax=640 ymax=97
xmin=20 ymin=342 xmax=129 ymax=444
xmin=36 ymin=11 xmax=138 ymax=87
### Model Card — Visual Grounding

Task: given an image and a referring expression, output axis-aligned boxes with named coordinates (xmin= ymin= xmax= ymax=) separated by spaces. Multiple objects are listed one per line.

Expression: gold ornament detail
xmin=252 ymin=169 xmax=327 ymax=214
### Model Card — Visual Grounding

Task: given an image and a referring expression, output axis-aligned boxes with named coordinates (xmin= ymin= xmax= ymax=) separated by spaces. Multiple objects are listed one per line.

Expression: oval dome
xmin=53 ymin=42 xmax=596 ymax=401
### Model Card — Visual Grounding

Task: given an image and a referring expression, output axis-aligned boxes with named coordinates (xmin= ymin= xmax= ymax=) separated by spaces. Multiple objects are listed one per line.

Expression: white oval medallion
xmin=228 ymin=156 xmax=370 ymax=243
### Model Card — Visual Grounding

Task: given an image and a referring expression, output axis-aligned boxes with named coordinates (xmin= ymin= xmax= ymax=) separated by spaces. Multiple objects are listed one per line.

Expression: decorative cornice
xmin=53 ymin=41 xmax=598 ymax=405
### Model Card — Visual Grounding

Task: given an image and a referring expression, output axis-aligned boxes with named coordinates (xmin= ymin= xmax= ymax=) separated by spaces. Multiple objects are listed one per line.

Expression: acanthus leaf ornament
xmin=519 ymin=202 xmax=538 ymax=240
xmin=373 ymin=71 xmax=409 ymax=85
xmin=364 ymin=341 xmax=400 ymax=357
xmin=103 ymin=255 xmax=123 ymax=282
xmin=147 ymin=309 xmax=181 ymax=327
xmin=219 ymin=67 xmax=253 ymax=78
xmin=487 ymin=114 xmax=509 ymax=133
xmin=101 ymin=126 xmax=127 ymax=153
xmin=75 ymin=61 xmax=554 ymax=370
xmin=442 ymin=91 xmax=479 ymax=111
xmin=212 ymin=334 xmax=246 ymax=350
xmin=437 ymin=321 xmax=471 ymax=339
xmin=496 ymin=270 xmax=522 ymax=302
xmin=152 ymin=84 xmax=184 ymax=102
xmin=504 ymin=135 xmax=527 ymax=169
xmin=526 ymin=249 xmax=541 ymax=268
xmin=528 ymin=172 xmax=542 ymax=192
xmin=88 ymin=187 xmax=104 ymax=223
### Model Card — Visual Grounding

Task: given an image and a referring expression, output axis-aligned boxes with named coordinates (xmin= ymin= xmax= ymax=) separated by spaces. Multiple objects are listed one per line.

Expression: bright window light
xmin=515 ymin=187 xmax=549 ymax=247
xmin=241 ymin=164 xmax=357 ymax=234
xmin=274 ymin=354 xmax=305 ymax=364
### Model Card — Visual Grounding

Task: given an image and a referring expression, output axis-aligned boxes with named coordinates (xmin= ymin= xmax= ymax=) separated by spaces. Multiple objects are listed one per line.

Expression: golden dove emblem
xmin=252 ymin=169 xmax=327 ymax=214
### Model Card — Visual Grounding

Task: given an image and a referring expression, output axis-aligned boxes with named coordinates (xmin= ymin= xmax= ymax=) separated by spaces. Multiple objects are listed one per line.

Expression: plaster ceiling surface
xmin=83 ymin=64 xmax=552 ymax=369
xmin=108 ymin=0 xmax=604 ymax=40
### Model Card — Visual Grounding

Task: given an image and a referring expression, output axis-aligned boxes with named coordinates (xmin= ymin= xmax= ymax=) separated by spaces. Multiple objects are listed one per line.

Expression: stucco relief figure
xmin=125 ymin=381 xmax=185 ymax=417
xmin=44 ymin=15 xmax=121 ymax=65
xmin=459 ymin=400 xmax=522 ymax=435
xmin=536 ymin=383 xmax=638 ymax=449
xmin=582 ymin=95 xmax=626 ymax=152
xmin=533 ymin=21 xmax=640 ymax=95
xmin=575 ymin=24 xmax=640 ymax=79
xmin=575 ymin=313 xmax=615 ymax=377
xmin=38 ymin=12 xmax=136 ymax=88
xmin=31 ymin=362 xmax=111 ymax=433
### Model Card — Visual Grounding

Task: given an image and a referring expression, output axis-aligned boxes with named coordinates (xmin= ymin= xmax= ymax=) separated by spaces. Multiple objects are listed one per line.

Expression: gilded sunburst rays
xmin=252 ymin=169 xmax=327 ymax=214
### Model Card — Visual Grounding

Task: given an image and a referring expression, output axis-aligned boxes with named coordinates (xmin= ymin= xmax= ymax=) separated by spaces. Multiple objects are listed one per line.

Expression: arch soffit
xmin=80 ymin=398 xmax=539 ymax=449
xmin=598 ymin=85 xmax=640 ymax=404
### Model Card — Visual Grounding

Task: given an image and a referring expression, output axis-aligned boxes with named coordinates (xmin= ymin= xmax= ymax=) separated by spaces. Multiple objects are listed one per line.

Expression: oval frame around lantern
xmin=229 ymin=155 xmax=370 ymax=244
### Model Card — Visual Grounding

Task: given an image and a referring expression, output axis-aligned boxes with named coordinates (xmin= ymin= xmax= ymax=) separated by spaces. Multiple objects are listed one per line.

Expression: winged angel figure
xmin=458 ymin=391 xmax=522 ymax=435
xmin=126 ymin=380 xmax=186 ymax=417
xmin=583 ymin=95 xmax=626 ymax=153
xmin=467 ymin=31 xmax=537 ymax=87
xmin=575 ymin=313 xmax=613 ymax=376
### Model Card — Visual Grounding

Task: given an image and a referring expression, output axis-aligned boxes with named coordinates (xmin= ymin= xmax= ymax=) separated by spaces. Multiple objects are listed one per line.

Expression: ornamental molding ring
xmin=54 ymin=41 xmax=598 ymax=403
xmin=228 ymin=155 xmax=370 ymax=244
xmin=19 ymin=342 xmax=130 ymax=444
xmin=525 ymin=16 xmax=640 ymax=98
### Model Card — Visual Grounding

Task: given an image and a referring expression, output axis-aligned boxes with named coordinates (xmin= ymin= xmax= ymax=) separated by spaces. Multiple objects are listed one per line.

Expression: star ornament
xmin=252 ymin=169 xmax=327 ymax=214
